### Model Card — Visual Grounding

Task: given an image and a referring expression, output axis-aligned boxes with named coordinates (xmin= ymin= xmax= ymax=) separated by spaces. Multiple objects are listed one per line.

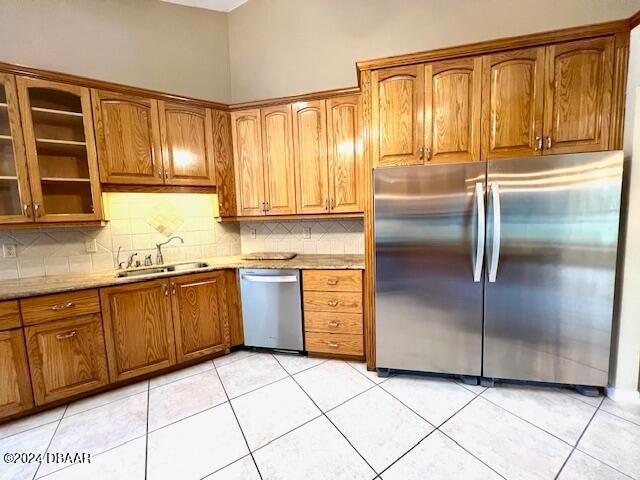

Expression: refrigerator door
xmin=484 ymin=151 xmax=623 ymax=386
xmin=375 ymin=163 xmax=486 ymax=375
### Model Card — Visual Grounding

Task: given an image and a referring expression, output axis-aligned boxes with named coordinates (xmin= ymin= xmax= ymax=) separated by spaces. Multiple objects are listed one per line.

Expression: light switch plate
xmin=2 ymin=244 xmax=17 ymax=258
xmin=85 ymin=239 xmax=98 ymax=253
xmin=303 ymin=227 xmax=311 ymax=239
xmin=249 ymin=228 xmax=256 ymax=239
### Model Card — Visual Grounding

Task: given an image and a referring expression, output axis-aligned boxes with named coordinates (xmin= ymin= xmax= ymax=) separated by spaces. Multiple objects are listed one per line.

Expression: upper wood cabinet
xmin=100 ymin=279 xmax=176 ymax=382
xmin=425 ymin=58 xmax=482 ymax=163
xmin=293 ymin=100 xmax=329 ymax=214
xmin=261 ymin=104 xmax=296 ymax=215
xmin=543 ymin=37 xmax=614 ymax=154
xmin=212 ymin=110 xmax=237 ymax=217
xmin=0 ymin=328 xmax=34 ymax=418
xmin=481 ymin=47 xmax=545 ymax=159
xmin=170 ymin=271 xmax=229 ymax=363
xmin=231 ymin=109 xmax=265 ymax=216
xmin=327 ymin=95 xmax=363 ymax=212
xmin=371 ymin=65 xmax=424 ymax=167
xmin=159 ymin=102 xmax=216 ymax=186
xmin=92 ymin=90 xmax=164 ymax=185
xmin=17 ymin=77 xmax=103 ymax=222
xmin=0 ymin=74 xmax=32 ymax=225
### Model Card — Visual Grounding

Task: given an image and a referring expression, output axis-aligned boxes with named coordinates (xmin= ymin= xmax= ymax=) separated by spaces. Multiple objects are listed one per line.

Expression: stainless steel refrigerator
xmin=374 ymin=151 xmax=623 ymax=387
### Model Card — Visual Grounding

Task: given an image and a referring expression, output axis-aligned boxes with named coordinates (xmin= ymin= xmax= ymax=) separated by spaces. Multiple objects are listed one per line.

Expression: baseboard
xmin=605 ymin=386 xmax=640 ymax=403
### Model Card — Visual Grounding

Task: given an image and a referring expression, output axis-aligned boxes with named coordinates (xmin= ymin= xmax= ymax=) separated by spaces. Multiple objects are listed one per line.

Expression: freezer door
xmin=484 ymin=151 xmax=623 ymax=386
xmin=375 ymin=163 xmax=486 ymax=375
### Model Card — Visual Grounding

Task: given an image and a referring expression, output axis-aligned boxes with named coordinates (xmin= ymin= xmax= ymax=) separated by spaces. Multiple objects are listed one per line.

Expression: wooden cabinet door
xmin=0 ymin=74 xmax=33 ymax=225
xmin=425 ymin=58 xmax=481 ymax=163
xmin=543 ymin=37 xmax=614 ymax=154
xmin=170 ymin=271 xmax=229 ymax=363
xmin=231 ymin=109 xmax=265 ymax=216
xmin=481 ymin=48 xmax=545 ymax=159
xmin=212 ymin=110 xmax=237 ymax=217
xmin=327 ymin=95 xmax=363 ymax=213
xmin=159 ymin=102 xmax=216 ymax=186
xmin=293 ymin=100 xmax=329 ymax=214
xmin=371 ymin=65 xmax=424 ymax=167
xmin=17 ymin=77 xmax=104 ymax=222
xmin=92 ymin=90 xmax=164 ymax=185
xmin=100 ymin=279 xmax=176 ymax=382
xmin=261 ymin=105 xmax=296 ymax=215
xmin=224 ymin=270 xmax=244 ymax=347
xmin=25 ymin=314 xmax=108 ymax=405
xmin=0 ymin=329 xmax=34 ymax=418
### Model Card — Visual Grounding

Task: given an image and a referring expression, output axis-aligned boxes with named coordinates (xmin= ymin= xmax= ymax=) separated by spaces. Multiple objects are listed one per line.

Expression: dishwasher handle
xmin=241 ymin=274 xmax=298 ymax=283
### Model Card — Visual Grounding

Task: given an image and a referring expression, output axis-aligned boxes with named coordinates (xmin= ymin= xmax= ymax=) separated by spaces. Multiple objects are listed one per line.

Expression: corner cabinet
xmin=212 ymin=110 xmax=237 ymax=217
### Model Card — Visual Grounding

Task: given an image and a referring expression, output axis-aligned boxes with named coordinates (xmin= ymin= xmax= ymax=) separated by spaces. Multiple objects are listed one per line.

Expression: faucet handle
xmin=144 ymin=255 xmax=153 ymax=266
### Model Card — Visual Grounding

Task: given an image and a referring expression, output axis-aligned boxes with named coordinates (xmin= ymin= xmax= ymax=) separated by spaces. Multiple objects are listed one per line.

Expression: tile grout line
xmin=30 ymin=404 xmax=67 ymax=480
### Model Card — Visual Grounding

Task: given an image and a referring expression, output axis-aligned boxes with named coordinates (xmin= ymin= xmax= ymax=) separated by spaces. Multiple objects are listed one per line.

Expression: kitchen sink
xmin=115 ymin=262 xmax=209 ymax=278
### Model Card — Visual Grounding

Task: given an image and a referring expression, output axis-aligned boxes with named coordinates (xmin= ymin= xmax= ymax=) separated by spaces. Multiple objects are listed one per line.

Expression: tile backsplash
xmin=240 ymin=219 xmax=364 ymax=255
xmin=0 ymin=193 xmax=240 ymax=280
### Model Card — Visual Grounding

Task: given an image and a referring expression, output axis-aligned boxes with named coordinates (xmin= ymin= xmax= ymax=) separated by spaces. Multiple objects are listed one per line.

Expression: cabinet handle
xmin=164 ymin=168 xmax=169 ymax=179
xmin=171 ymin=284 xmax=176 ymax=295
xmin=56 ymin=330 xmax=77 ymax=340
xmin=23 ymin=204 xmax=31 ymax=217
xmin=326 ymin=278 xmax=338 ymax=286
xmin=261 ymin=201 xmax=266 ymax=213
xmin=34 ymin=203 xmax=42 ymax=217
xmin=327 ymin=341 xmax=340 ymax=348
xmin=325 ymin=199 xmax=329 ymax=212
xmin=51 ymin=302 xmax=74 ymax=311
xmin=330 ymin=198 xmax=334 ymax=210
xmin=426 ymin=146 xmax=432 ymax=161
xmin=158 ymin=169 xmax=163 ymax=179
xmin=418 ymin=145 xmax=424 ymax=160
xmin=327 ymin=320 xmax=340 ymax=328
xmin=546 ymin=136 xmax=552 ymax=149
xmin=265 ymin=201 xmax=270 ymax=212
xmin=163 ymin=285 xmax=169 ymax=296
xmin=535 ymin=136 xmax=542 ymax=151
xmin=327 ymin=300 xmax=339 ymax=307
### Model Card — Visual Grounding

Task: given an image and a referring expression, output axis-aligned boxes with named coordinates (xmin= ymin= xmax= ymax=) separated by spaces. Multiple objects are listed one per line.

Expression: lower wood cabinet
xmin=170 ymin=271 xmax=229 ymax=362
xmin=0 ymin=329 xmax=34 ymax=417
xmin=100 ymin=279 xmax=176 ymax=382
xmin=25 ymin=314 xmax=108 ymax=405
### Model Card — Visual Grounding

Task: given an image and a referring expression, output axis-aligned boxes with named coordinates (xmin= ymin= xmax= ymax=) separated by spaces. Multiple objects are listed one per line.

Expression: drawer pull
xmin=51 ymin=302 xmax=75 ymax=311
xmin=326 ymin=278 xmax=339 ymax=285
xmin=56 ymin=330 xmax=77 ymax=340
xmin=327 ymin=320 xmax=340 ymax=328
xmin=327 ymin=341 xmax=340 ymax=348
xmin=327 ymin=300 xmax=339 ymax=307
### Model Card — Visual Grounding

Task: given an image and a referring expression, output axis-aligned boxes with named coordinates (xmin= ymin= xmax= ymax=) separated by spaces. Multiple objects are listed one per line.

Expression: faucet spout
xmin=155 ymin=236 xmax=184 ymax=265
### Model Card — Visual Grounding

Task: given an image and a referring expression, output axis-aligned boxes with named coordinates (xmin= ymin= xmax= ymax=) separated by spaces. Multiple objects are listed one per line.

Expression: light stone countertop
xmin=0 ymin=254 xmax=365 ymax=301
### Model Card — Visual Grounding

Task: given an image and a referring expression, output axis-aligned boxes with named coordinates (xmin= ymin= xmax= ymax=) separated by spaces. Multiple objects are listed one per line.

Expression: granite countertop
xmin=0 ymin=254 xmax=365 ymax=301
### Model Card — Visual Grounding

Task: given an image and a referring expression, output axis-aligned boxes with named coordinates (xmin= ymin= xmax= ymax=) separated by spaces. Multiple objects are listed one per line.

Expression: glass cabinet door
xmin=0 ymin=74 xmax=32 ymax=224
xmin=17 ymin=77 xmax=103 ymax=222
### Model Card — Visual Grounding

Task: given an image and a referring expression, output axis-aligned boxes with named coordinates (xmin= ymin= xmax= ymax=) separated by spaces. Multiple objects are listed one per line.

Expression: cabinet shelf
xmin=0 ymin=134 xmax=12 ymax=141
xmin=0 ymin=102 xmax=7 ymax=108
xmin=40 ymin=176 xmax=90 ymax=183
xmin=31 ymin=107 xmax=83 ymax=117
xmin=36 ymin=138 xmax=86 ymax=146
xmin=0 ymin=176 xmax=18 ymax=181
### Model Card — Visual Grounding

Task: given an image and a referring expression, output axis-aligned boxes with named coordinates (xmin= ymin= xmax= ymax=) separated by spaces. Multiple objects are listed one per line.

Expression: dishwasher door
xmin=239 ymin=269 xmax=303 ymax=351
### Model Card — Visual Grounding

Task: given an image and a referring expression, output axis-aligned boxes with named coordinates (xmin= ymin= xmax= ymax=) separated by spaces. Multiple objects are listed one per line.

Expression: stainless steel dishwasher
xmin=239 ymin=269 xmax=303 ymax=351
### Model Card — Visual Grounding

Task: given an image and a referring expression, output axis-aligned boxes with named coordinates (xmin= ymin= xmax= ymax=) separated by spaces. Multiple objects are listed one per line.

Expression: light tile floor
xmin=1 ymin=350 xmax=639 ymax=480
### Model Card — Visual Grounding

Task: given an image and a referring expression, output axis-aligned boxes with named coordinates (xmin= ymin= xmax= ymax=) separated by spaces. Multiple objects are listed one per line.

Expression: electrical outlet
xmin=85 ymin=239 xmax=98 ymax=253
xmin=303 ymin=227 xmax=311 ymax=239
xmin=2 ymin=244 xmax=17 ymax=258
xmin=249 ymin=228 xmax=256 ymax=239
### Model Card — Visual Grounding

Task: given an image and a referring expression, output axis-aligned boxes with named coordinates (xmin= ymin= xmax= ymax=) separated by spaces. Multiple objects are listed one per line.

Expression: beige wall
xmin=228 ymin=0 xmax=640 ymax=102
xmin=0 ymin=0 xmax=231 ymax=102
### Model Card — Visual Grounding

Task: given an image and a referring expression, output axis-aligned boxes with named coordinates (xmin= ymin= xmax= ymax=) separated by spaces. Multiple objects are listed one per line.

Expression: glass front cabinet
xmin=0 ymin=76 xmax=103 ymax=225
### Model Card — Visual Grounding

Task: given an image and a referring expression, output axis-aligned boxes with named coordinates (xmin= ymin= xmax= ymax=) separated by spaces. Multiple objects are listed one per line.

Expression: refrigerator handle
xmin=473 ymin=182 xmax=485 ymax=282
xmin=488 ymin=182 xmax=501 ymax=283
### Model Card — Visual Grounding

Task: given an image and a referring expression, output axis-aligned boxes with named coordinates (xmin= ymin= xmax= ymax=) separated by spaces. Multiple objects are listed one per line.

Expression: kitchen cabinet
xmin=425 ymin=58 xmax=482 ymax=163
xmin=170 ymin=271 xmax=229 ymax=362
xmin=261 ymin=104 xmax=296 ymax=215
xmin=0 ymin=328 xmax=34 ymax=418
xmin=231 ymin=108 xmax=265 ymax=216
xmin=371 ymin=65 xmax=424 ymax=167
xmin=25 ymin=314 xmax=108 ymax=405
xmin=158 ymin=102 xmax=216 ymax=186
xmin=543 ymin=37 xmax=614 ymax=154
xmin=100 ymin=279 xmax=176 ymax=382
xmin=212 ymin=110 xmax=237 ymax=217
xmin=20 ymin=289 xmax=101 ymax=326
xmin=293 ymin=100 xmax=329 ymax=214
xmin=16 ymin=77 xmax=103 ymax=222
xmin=0 ymin=74 xmax=32 ymax=225
xmin=92 ymin=90 xmax=164 ymax=185
xmin=225 ymin=270 xmax=244 ymax=347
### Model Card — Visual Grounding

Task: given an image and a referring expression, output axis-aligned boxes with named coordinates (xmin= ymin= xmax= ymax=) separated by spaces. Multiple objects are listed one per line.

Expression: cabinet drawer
xmin=0 ymin=301 xmax=21 ymax=331
xmin=21 ymin=289 xmax=101 ymax=326
xmin=25 ymin=314 xmax=109 ymax=405
xmin=305 ymin=332 xmax=363 ymax=356
xmin=303 ymin=291 xmax=362 ymax=313
xmin=304 ymin=311 xmax=362 ymax=335
xmin=303 ymin=270 xmax=362 ymax=292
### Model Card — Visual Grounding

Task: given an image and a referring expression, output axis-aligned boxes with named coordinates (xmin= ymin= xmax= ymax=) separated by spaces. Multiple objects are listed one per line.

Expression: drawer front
xmin=25 ymin=314 xmax=109 ymax=405
xmin=0 ymin=300 xmax=21 ymax=331
xmin=21 ymin=289 xmax=101 ymax=326
xmin=303 ymin=270 xmax=362 ymax=292
xmin=303 ymin=291 xmax=362 ymax=313
xmin=304 ymin=311 xmax=363 ymax=335
xmin=305 ymin=332 xmax=363 ymax=356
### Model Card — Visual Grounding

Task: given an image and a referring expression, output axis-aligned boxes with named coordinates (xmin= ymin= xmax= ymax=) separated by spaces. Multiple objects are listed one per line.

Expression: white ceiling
xmin=160 ymin=0 xmax=248 ymax=12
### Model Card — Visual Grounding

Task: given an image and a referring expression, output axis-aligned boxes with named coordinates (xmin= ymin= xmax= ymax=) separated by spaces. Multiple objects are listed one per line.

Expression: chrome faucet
xmin=126 ymin=252 xmax=138 ymax=269
xmin=155 ymin=236 xmax=184 ymax=265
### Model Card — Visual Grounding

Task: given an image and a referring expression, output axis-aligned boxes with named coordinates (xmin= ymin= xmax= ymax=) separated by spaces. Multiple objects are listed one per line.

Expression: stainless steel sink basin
xmin=115 ymin=262 xmax=209 ymax=278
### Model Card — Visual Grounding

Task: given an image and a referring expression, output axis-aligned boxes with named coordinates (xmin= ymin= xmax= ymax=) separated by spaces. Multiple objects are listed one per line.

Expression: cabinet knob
xmin=418 ymin=145 xmax=425 ymax=160
xmin=546 ymin=136 xmax=552 ymax=149
xmin=426 ymin=146 xmax=432 ymax=161
xmin=34 ymin=203 xmax=42 ymax=217
xmin=535 ymin=136 xmax=542 ymax=151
